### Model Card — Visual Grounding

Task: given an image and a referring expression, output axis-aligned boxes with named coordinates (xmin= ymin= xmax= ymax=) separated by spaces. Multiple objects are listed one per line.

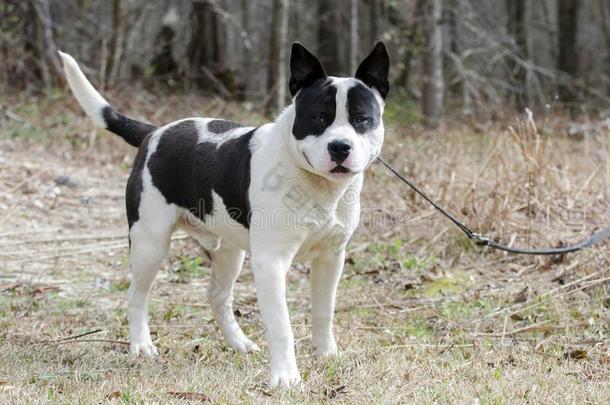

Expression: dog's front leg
xmin=250 ymin=247 xmax=300 ymax=388
xmin=310 ymin=249 xmax=344 ymax=356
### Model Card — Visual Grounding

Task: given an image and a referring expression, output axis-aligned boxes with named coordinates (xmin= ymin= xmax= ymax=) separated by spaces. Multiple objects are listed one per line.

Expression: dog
xmin=58 ymin=41 xmax=389 ymax=388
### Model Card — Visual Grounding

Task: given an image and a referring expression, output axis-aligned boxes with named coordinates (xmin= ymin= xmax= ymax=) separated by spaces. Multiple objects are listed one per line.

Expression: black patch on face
xmin=147 ymin=120 xmax=254 ymax=228
xmin=126 ymin=134 xmax=151 ymax=229
xmin=292 ymin=79 xmax=337 ymax=140
xmin=347 ymin=83 xmax=381 ymax=134
xmin=208 ymin=119 xmax=242 ymax=134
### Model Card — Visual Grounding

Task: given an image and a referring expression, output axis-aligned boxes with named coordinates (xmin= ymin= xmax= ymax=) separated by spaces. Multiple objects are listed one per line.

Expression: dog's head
xmin=287 ymin=42 xmax=389 ymax=182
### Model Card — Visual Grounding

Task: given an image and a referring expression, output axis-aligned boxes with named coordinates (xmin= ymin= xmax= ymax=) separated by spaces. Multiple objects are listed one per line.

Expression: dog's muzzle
xmin=327 ymin=139 xmax=352 ymax=164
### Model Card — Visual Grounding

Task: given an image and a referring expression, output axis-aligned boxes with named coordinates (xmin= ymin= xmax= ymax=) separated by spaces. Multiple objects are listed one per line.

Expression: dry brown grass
xmin=1 ymin=91 xmax=609 ymax=403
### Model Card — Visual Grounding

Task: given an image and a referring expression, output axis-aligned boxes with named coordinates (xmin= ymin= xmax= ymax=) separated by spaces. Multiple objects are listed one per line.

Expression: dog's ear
xmin=355 ymin=42 xmax=390 ymax=99
xmin=289 ymin=42 xmax=327 ymax=96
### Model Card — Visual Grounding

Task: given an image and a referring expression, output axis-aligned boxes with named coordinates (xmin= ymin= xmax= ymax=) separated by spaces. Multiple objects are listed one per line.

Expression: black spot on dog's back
xmin=292 ymin=79 xmax=337 ymax=140
xmin=148 ymin=120 xmax=255 ymax=228
xmin=214 ymin=132 xmax=254 ymax=226
xmin=148 ymin=120 xmax=207 ymax=215
xmin=347 ymin=83 xmax=380 ymax=134
xmin=208 ymin=119 xmax=242 ymax=134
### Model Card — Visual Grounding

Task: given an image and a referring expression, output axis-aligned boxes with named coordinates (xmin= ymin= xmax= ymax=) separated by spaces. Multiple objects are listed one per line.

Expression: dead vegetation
xmin=1 ymin=91 xmax=609 ymax=403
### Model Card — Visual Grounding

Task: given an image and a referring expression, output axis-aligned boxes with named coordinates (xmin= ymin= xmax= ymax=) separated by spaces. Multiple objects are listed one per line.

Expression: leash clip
xmin=471 ymin=233 xmax=491 ymax=246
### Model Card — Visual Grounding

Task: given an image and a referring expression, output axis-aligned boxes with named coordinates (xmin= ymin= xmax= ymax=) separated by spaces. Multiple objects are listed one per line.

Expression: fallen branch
xmin=5 ymin=242 xmax=128 ymax=265
xmin=37 ymin=329 xmax=104 ymax=344
xmin=1 ymin=240 xmax=128 ymax=257
xmin=56 ymin=339 xmax=130 ymax=346
xmin=0 ymin=234 xmax=127 ymax=248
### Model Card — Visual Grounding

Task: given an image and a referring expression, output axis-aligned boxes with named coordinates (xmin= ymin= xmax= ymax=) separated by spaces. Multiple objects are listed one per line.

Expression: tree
xmin=506 ymin=0 xmax=528 ymax=109
xmin=349 ymin=0 xmax=359 ymax=73
xmin=187 ymin=1 xmax=230 ymax=95
xmin=422 ymin=0 xmax=444 ymax=128
xmin=369 ymin=0 xmax=385 ymax=42
xmin=267 ymin=0 xmax=290 ymax=113
xmin=106 ymin=0 xmax=125 ymax=88
xmin=557 ymin=0 xmax=579 ymax=104
xmin=150 ymin=8 xmax=178 ymax=82
xmin=187 ymin=1 xmax=214 ymax=90
xmin=318 ymin=0 xmax=341 ymax=74
xmin=601 ymin=0 xmax=610 ymax=96
xmin=31 ymin=0 xmax=62 ymax=88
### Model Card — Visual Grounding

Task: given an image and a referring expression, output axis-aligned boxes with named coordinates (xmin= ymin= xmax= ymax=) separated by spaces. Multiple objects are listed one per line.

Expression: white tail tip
xmin=59 ymin=51 xmax=109 ymax=128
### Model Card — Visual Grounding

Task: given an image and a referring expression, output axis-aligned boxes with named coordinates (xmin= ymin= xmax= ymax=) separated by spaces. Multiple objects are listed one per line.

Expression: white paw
xmin=269 ymin=364 xmax=301 ymax=389
xmin=313 ymin=339 xmax=338 ymax=357
xmin=130 ymin=341 xmax=158 ymax=357
xmin=225 ymin=333 xmax=260 ymax=353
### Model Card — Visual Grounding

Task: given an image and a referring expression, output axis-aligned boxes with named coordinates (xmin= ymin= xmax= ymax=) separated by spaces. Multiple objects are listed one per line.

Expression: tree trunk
xmin=349 ymin=0 xmax=359 ymax=73
xmin=150 ymin=8 xmax=178 ymax=82
xmin=277 ymin=0 xmax=290 ymax=111
xmin=600 ymin=0 xmax=610 ymax=96
xmin=107 ymin=0 xmax=125 ymax=87
xmin=506 ymin=0 xmax=528 ymax=109
xmin=266 ymin=0 xmax=290 ymax=114
xmin=422 ymin=0 xmax=444 ymax=128
xmin=396 ymin=0 xmax=424 ymax=92
xmin=446 ymin=0 xmax=460 ymax=97
xmin=318 ymin=0 xmax=341 ymax=74
xmin=187 ymin=1 xmax=209 ymax=89
xmin=31 ymin=0 xmax=62 ymax=88
xmin=369 ymin=0 xmax=384 ymax=42
xmin=187 ymin=1 xmax=221 ymax=92
xmin=557 ymin=0 xmax=579 ymax=103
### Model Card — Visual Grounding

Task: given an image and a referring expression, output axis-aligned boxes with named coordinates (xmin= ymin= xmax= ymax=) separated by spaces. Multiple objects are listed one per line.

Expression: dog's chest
xmin=293 ymin=215 xmax=352 ymax=262
xmin=290 ymin=186 xmax=360 ymax=262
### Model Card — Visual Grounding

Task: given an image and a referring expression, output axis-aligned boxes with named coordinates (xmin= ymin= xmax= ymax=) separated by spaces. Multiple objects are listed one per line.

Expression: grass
xmin=0 ymin=90 xmax=609 ymax=403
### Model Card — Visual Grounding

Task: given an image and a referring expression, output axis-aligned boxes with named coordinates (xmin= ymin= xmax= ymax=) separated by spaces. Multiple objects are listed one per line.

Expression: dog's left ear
xmin=289 ymin=42 xmax=327 ymax=96
xmin=355 ymin=42 xmax=390 ymax=99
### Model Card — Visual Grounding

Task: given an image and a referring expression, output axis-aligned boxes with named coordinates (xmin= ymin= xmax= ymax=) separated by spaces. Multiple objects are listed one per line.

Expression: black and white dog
xmin=59 ymin=42 xmax=389 ymax=388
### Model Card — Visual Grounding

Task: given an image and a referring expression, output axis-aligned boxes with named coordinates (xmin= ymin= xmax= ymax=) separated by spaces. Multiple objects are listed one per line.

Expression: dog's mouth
xmin=330 ymin=165 xmax=350 ymax=174
xmin=303 ymin=152 xmax=353 ymax=176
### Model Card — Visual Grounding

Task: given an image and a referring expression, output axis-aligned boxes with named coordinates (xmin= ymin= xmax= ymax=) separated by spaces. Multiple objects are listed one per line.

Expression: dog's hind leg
xmin=127 ymin=217 xmax=173 ymax=356
xmin=208 ymin=240 xmax=260 ymax=353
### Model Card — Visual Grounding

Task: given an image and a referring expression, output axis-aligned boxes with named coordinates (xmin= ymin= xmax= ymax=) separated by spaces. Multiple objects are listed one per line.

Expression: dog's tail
xmin=58 ymin=51 xmax=157 ymax=147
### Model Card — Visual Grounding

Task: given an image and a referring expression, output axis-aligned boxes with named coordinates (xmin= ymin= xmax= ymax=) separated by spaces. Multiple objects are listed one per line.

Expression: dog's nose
xmin=327 ymin=139 xmax=352 ymax=163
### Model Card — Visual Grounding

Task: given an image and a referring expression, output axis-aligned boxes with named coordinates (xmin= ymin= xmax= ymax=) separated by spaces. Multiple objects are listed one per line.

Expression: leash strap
xmin=377 ymin=155 xmax=610 ymax=255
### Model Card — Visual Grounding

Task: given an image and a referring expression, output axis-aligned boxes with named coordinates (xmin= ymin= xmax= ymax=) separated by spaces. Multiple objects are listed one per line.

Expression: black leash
xmin=377 ymin=155 xmax=610 ymax=255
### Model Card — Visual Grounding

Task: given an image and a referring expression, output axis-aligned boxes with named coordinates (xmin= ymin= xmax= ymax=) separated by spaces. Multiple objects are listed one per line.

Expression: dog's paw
xmin=226 ymin=333 xmax=260 ymax=353
xmin=269 ymin=365 xmax=301 ymax=389
xmin=313 ymin=339 xmax=338 ymax=357
xmin=130 ymin=341 xmax=158 ymax=357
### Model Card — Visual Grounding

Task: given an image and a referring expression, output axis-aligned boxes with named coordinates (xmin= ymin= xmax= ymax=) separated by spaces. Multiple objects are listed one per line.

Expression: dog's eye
xmin=312 ymin=113 xmax=327 ymax=124
xmin=354 ymin=116 xmax=370 ymax=125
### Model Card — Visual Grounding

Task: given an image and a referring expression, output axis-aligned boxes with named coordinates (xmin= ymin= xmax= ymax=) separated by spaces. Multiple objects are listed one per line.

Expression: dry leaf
xmin=104 ymin=391 xmax=122 ymax=399
xmin=323 ymin=385 xmax=347 ymax=399
xmin=0 ymin=380 xmax=15 ymax=392
xmin=512 ymin=287 xmax=529 ymax=303
xmin=564 ymin=349 xmax=587 ymax=360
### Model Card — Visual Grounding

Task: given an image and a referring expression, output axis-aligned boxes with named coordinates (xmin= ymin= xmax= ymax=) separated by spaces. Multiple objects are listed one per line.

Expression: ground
xmin=0 ymin=91 xmax=609 ymax=403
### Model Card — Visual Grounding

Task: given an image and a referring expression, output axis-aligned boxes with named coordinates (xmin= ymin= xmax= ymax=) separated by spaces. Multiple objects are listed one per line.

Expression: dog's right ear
xmin=289 ymin=42 xmax=327 ymax=96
